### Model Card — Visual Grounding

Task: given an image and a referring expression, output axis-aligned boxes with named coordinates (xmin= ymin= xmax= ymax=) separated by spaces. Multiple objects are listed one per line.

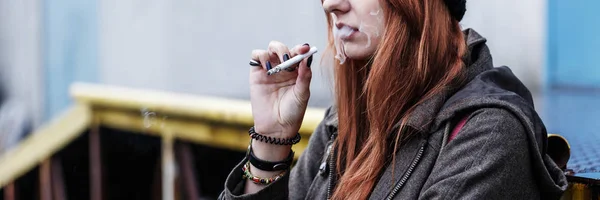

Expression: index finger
xmin=289 ymin=43 xmax=311 ymax=58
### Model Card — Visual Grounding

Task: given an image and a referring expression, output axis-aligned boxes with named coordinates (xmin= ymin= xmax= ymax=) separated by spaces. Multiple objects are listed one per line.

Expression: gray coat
xmin=219 ymin=29 xmax=568 ymax=200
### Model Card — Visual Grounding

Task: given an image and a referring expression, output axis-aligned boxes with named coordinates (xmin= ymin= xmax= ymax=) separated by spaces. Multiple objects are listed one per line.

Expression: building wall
xmin=99 ymin=0 xmax=547 ymax=110
xmin=461 ymin=0 xmax=546 ymax=93
xmin=43 ymin=0 xmax=99 ymax=120
xmin=0 ymin=0 xmax=44 ymax=126
xmin=0 ymin=0 xmax=548 ymax=124
xmin=99 ymin=0 xmax=333 ymax=107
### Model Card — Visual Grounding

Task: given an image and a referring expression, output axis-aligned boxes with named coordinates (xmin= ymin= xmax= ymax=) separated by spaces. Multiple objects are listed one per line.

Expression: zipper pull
xmin=319 ymin=134 xmax=336 ymax=176
xmin=319 ymin=140 xmax=334 ymax=176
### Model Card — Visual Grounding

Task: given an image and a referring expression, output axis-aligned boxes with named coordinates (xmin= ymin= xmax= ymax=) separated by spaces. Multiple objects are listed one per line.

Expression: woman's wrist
xmin=243 ymin=126 xmax=297 ymax=186
xmin=247 ymin=139 xmax=292 ymax=179
xmin=250 ymin=126 xmax=297 ymax=161
xmin=253 ymin=125 xmax=298 ymax=139
xmin=251 ymin=139 xmax=292 ymax=162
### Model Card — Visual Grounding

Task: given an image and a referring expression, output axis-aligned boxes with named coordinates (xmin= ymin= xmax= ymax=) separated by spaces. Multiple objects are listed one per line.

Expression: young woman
xmin=220 ymin=0 xmax=567 ymax=199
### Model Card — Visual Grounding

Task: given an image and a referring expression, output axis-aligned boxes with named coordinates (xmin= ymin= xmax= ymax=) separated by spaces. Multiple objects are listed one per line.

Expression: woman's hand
xmin=249 ymin=41 xmax=313 ymax=161
xmin=245 ymin=41 xmax=313 ymax=194
xmin=250 ymin=41 xmax=313 ymax=140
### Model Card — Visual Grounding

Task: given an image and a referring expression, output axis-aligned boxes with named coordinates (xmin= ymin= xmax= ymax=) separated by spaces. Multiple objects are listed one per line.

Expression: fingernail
xmin=266 ymin=61 xmax=272 ymax=70
xmin=303 ymin=43 xmax=310 ymax=47
xmin=283 ymin=54 xmax=290 ymax=61
xmin=307 ymin=55 xmax=313 ymax=68
xmin=249 ymin=60 xmax=261 ymax=66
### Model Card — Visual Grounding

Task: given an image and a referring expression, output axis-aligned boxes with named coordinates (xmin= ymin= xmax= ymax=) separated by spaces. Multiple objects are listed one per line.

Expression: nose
xmin=322 ymin=0 xmax=350 ymax=16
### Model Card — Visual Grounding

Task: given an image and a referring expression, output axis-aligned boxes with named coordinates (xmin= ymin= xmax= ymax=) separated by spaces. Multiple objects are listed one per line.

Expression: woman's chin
xmin=343 ymin=43 xmax=377 ymax=61
xmin=344 ymin=50 xmax=372 ymax=61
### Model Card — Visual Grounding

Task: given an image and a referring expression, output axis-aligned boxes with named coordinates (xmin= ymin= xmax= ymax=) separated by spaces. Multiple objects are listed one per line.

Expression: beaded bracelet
xmin=248 ymin=126 xmax=301 ymax=145
xmin=242 ymin=161 xmax=287 ymax=185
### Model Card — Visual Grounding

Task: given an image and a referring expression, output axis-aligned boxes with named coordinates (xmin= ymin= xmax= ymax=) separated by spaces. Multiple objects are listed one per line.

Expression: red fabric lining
xmin=448 ymin=115 xmax=469 ymax=143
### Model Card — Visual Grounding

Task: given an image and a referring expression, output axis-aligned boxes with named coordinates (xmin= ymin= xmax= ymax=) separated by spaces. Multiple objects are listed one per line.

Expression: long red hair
xmin=325 ymin=0 xmax=467 ymax=199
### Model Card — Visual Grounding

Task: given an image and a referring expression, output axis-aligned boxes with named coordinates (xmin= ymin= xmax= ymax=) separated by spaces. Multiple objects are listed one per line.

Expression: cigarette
xmin=267 ymin=47 xmax=318 ymax=75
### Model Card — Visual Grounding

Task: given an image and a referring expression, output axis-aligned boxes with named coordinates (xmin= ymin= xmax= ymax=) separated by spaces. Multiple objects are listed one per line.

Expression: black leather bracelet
xmin=246 ymin=141 xmax=294 ymax=171
xmin=248 ymin=126 xmax=301 ymax=146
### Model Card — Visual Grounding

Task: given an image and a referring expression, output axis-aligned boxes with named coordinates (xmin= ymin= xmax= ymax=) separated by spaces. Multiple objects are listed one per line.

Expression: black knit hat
xmin=444 ymin=0 xmax=467 ymax=21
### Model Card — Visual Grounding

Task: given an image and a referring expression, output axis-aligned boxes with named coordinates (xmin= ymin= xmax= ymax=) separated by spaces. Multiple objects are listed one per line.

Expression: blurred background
xmin=0 ymin=0 xmax=599 ymax=199
xmin=5 ymin=0 xmax=599 ymax=136
xmin=2 ymin=0 xmax=598 ymax=125
xmin=0 ymin=0 xmax=558 ymax=125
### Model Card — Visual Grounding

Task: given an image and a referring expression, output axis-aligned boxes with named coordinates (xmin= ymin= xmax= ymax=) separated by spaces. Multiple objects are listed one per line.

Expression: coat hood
xmin=435 ymin=29 xmax=568 ymax=198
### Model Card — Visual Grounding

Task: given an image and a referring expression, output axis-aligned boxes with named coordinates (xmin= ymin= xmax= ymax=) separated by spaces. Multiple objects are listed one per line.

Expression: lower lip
xmin=340 ymin=30 xmax=358 ymax=40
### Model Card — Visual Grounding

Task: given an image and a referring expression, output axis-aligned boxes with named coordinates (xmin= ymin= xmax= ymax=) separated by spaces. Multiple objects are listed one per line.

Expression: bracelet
xmin=248 ymin=126 xmax=301 ymax=145
xmin=246 ymin=141 xmax=294 ymax=171
xmin=242 ymin=161 xmax=287 ymax=185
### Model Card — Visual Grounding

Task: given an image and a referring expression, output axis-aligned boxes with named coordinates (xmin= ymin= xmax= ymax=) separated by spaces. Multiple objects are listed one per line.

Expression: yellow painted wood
xmin=0 ymin=83 xmax=321 ymax=188
xmin=95 ymin=109 xmax=310 ymax=159
xmin=0 ymin=104 xmax=91 ymax=187
xmin=71 ymin=83 xmax=327 ymax=134
xmin=571 ymin=183 xmax=590 ymax=200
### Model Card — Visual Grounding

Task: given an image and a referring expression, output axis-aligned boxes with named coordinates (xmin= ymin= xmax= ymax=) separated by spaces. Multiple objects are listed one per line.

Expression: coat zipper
xmin=326 ymin=133 xmax=337 ymax=200
xmin=385 ymin=144 xmax=425 ymax=200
